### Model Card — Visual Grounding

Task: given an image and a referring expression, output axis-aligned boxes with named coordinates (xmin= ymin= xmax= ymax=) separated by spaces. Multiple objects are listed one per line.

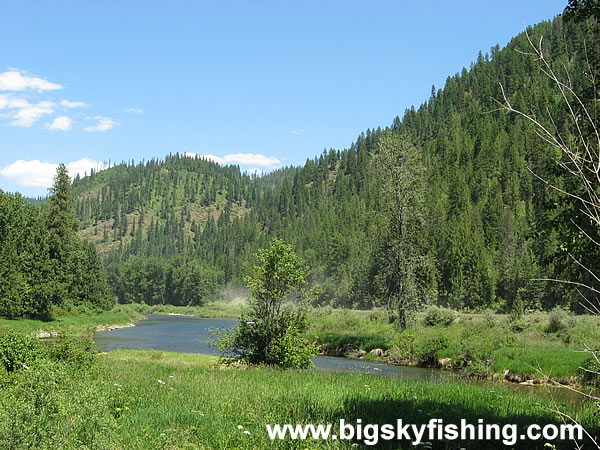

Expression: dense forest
xmin=3 ymin=8 xmax=596 ymax=318
xmin=0 ymin=165 xmax=110 ymax=318
xmin=67 ymin=11 xmax=600 ymax=314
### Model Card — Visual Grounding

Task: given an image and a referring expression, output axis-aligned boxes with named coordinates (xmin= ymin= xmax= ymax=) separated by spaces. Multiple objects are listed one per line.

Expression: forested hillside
xmin=72 ymin=13 xmax=599 ymax=313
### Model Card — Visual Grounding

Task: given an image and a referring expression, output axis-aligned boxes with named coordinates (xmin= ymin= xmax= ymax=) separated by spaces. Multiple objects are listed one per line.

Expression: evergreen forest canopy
xmin=0 ymin=164 xmax=111 ymax=318
xmin=2 ymin=8 xmax=599 ymax=318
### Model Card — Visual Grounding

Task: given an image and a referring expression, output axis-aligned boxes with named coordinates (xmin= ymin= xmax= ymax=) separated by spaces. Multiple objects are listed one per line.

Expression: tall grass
xmin=102 ymin=349 xmax=599 ymax=449
xmin=308 ymin=308 xmax=396 ymax=353
xmin=1 ymin=338 xmax=598 ymax=449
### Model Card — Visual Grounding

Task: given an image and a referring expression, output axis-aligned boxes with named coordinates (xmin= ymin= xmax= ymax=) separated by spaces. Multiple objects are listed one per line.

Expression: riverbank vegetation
xmin=308 ymin=307 xmax=600 ymax=384
xmin=1 ymin=340 xmax=597 ymax=449
xmin=0 ymin=306 xmax=142 ymax=337
xmin=214 ymin=238 xmax=318 ymax=368
xmin=1 ymin=300 xmax=595 ymax=384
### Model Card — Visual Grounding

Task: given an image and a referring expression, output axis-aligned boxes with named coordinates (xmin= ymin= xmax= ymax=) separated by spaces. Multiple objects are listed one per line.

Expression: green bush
xmin=545 ymin=307 xmax=573 ymax=334
xmin=215 ymin=239 xmax=318 ymax=369
xmin=412 ymin=331 xmax=449 ymax=366
xmin=423 ymin=305 xmax=456 ymax=327
xmin=0 ymin=331 xmax=118 ymax=447
xmin=563 ymin=318 xmax=600 ymax=345
xmin=0 ymin=331 xmax=47 ymax=372
xmin=389 ymin=331 xmax=416 ymax=362
xmin=580 ymin=351 xmax=600 ymax=382
xmin=269 ymin=324 xmax=319 ymax=369
xmin=48 ymin=335 xmax=98 ymax=367
xmin=216 ymin=308 xmax=318 ymax=369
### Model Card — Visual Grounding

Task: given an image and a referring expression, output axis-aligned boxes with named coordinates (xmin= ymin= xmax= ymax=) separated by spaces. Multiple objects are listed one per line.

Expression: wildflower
xmin=169 ymin=375 xmax=174 ymax=378
xmin=237 ymin=425 xmax=244 ymax=430
xmin=158 ymin=379 xmax=166 ymax=385
xmin=243 ymin=430 xmax=251 ymax=435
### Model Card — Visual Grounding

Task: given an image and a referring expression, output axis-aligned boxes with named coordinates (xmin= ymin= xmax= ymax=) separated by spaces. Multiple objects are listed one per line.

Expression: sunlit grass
xmin=100 ymin=349 xmax=599 ymax=449
xmin=0 ymin=309 xmax=142 ymax=337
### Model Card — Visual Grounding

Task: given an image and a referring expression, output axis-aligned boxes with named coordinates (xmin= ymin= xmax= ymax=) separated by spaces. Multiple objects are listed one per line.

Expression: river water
xmin=94 ymin=314 xmax=595 ymax=410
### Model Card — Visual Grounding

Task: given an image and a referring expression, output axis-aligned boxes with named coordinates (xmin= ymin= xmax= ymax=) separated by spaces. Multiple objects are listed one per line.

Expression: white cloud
xmin=10 ymin=101 xmax=55 ymax=127
xmin=224 ymin=153 xmax=281 ymax=167
xmin=60 ymin=99 xmax=87 ymax=108
xmin=124 ymin=107 xmax=144 ymax=113
xmin=0 ymin=94 xmax=29 ymax=109
xmin=0 ymin=94 xmax=56 ymax=127
xmin=246 ymin=168 xmax=263 ymax=175
xmin=84 ymin=116 xmax=117 ymax=132
xmin=66 ymin=158 xmax=107 ymax=178
xmin=0 ymin=70 xmax=112 ymax=131
xmin=46 ymin=116 xmax=73 ymax=131
xmin=185 ymin=152 xmax=225 ymax=164
xmin=290 ymin=128 xmax=305 ymax=135
xmin=185 ymin=152 xmax=281 ymax=168
xmin=0 ymin=158 xmax=106 ymax=188
xmin=0 ymin=70 xmax=62 ymax=92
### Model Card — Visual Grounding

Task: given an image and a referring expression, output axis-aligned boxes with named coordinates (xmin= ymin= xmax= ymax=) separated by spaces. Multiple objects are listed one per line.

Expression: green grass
xmin=114 ymin=302 xmax=242 ymax=318
xmin=492 ymin=344 xmax=591 ymax=379
xmin=1 ymin=341 xmax=598 ymax=449
xmin=307 ymin=308 xmax=396 ymax=354
xmin=307 ymin=307 xmax=600 ymax=383
xmin=99 ymin=349 xmax=599 ymax=449
xmin=0 ymin=309 xmax=142 ymax=337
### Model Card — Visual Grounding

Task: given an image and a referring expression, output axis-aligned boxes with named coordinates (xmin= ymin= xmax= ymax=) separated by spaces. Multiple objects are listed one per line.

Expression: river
xmin=94 ymin=314 xmax=594 ymax=410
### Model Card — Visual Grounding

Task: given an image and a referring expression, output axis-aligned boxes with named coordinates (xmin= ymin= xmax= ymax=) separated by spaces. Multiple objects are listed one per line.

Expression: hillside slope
xmin=74 ymin=14 xmax=600 ymax=310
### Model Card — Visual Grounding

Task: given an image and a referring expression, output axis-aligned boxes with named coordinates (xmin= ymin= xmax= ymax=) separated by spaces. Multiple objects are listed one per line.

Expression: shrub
xmin=389 ymin=331 xmax=416 ymax=362
xmin=269 ymin=324 xmax=319 ymax=369
xmin=545 ymin=307 xmax=572 ymax=334
xmin=0 ymin=359 xmax=118 ymax=447
xmin=215 ymin=239 xmax=318 ymax=369
xmin=48 ymin=335 xmax=98 ymax=368
xmin=580 ymin=352 xmax=600 ymax=383
xmin=0 ymin=332 xmax=47 ymax=372
xmin=423 ymin=305 xmax=456 ymax=327
xmin=412 ymin=331 xmax=449 ymax=366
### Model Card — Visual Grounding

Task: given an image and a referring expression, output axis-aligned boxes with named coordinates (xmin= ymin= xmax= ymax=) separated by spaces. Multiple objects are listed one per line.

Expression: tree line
xmin=0 ymin=164 xmax=111 ymax=318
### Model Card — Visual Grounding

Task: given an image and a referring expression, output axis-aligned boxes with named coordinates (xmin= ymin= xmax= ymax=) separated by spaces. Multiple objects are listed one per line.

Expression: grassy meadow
xmin=0 ymin=307 xmax=143 ymax=337
xmin=1 ymin=344 xmax=598 ymax=449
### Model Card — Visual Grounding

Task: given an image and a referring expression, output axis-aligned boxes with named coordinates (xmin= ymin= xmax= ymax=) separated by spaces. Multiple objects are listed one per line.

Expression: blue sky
xmin=0 ymin=1 xmax=566 ymax=196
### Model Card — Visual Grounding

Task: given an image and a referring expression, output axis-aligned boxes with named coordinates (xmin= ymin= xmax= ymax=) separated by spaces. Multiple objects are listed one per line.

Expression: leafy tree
xmin=215 ymin=238 xmax=317 ymax=368
xmin=371 ymin=131 xmax=427 ymax=328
